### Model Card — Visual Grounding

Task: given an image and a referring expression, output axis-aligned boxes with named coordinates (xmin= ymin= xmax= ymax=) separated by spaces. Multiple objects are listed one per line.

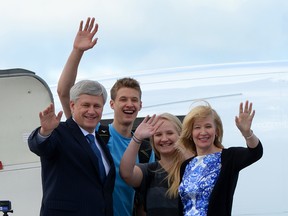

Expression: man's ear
xmin=139 ymin=100 xmax=142 ymax=111
xmin=70 ymin=101 xmax=75 ymax=114
xmin=110 ymin=99 xmax=114 ymax=110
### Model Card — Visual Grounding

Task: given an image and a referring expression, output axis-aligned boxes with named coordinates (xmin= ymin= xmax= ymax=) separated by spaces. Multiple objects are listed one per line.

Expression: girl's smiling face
xmin=153 ymin=119 xmax=179 ymax=156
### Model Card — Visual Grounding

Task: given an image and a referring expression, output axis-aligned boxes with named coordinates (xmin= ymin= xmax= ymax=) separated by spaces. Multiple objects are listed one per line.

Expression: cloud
xmin=1 ymin=0 xmax=288 ymax=89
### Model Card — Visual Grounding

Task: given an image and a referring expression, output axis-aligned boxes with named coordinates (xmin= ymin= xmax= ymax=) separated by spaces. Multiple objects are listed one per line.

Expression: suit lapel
xmin=66 ymin=118 xmax=104 ymax=179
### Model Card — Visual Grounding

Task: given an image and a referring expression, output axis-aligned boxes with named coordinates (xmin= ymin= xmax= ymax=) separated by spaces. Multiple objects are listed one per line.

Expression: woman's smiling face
xmin=192 ymin=115 xmax=217 ymax=154
xmin=153 ymin=119 xmax=180 ymax=156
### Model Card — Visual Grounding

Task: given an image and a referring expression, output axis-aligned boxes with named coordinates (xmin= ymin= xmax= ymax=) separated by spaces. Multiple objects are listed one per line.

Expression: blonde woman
xmin=120 ymin=113 xmax=194 ymax=216
xmin=178 ymin=101 xmax=263 ymax=216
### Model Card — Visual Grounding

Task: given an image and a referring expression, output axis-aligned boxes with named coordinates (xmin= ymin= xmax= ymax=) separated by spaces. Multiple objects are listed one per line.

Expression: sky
xmin=1 ymin=2 xmax=288 ymax=214
xmin=1 ymin=0 xmax=288 ymax=106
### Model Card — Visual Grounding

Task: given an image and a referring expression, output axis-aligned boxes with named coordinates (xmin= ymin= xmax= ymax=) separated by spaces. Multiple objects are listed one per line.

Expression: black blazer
xmin=28 ymin=117 xmax=115 ymax=216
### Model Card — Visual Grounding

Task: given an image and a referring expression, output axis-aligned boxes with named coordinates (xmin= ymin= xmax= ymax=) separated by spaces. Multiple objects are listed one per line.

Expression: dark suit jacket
xmin=28 ymin=117 xmax=115 ymax=216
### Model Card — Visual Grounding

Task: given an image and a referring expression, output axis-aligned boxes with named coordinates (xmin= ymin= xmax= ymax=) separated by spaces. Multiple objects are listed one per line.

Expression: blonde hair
xmin=149 ymin=113 xmax=185 ymax=198
xmin=178 ymin=101 xmax=224 ymax=154
xmin=150 ymin=113 xmax=182 ymax=159
xmin=166 ymin=101 xmax=225 ymax=198
xmin=150 ymin=113 xmax=193 ymax=198
xmin=166 ymin=142 xmax=194 ymax=198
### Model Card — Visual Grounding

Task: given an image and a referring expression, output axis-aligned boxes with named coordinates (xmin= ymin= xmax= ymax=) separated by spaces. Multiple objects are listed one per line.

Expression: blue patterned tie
xmin=86 ymin=134 xmax=106 ymax=183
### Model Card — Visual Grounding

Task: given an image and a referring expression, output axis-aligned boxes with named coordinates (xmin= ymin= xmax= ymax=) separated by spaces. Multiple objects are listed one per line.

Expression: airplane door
xmin=0 ymin=68 xmax=53 ymax=216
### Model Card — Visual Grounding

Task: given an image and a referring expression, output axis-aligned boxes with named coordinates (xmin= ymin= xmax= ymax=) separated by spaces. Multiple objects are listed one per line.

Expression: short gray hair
xmin=70 ymin=80 xmax=108 ymax=104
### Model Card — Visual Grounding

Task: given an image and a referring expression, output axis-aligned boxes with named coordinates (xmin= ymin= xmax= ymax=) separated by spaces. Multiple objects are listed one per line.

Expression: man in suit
xmin=28 ymin=80 xmax=115 ymax=216
xmin=57 ymin=17 xmax=154 ymax=216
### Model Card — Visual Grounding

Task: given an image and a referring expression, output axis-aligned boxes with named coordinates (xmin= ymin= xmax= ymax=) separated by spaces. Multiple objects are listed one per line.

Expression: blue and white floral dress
xmin=178 ymin=152 xmax=222 ymax=216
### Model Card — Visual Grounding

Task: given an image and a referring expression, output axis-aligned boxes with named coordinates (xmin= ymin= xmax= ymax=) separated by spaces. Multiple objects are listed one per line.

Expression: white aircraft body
xmin=0 ymin=60 xmax=288 ymax=216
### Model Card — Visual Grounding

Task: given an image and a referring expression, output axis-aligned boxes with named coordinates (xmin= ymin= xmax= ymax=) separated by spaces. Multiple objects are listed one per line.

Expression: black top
xmin=138 ymin=161 xmax=179 ymax=216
